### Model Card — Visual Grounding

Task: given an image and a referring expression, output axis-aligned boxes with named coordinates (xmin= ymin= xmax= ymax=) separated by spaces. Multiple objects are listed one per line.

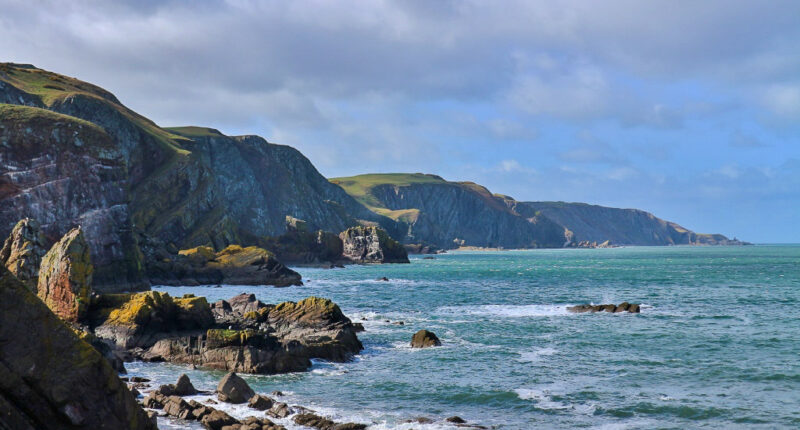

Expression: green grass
xmin=330 ymin=173 xmax=446 ymax=211
xmin=164 ymin=126 xmax=225 ymax=138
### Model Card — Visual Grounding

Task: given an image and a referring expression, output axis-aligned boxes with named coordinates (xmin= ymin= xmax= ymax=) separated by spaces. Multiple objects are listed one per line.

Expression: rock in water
xmin=0 ymin=266 xmax=156 ymax=430
xmin=216 ymin=372 xmax=255 ymax=403
xmin=339 ymin=226 xmax=409 ymax=264
xmin=411 ymin=329 xmax=442 ymax=348
xmin=567 ymin=302 xmax=641 ymax=314
xmin=0 ymin=218 xmax=48 ymax=290
xmin=173 ymin=374 xmax=198 ymax=396
xmin=36 ymin=227 xmax=93 ymax=322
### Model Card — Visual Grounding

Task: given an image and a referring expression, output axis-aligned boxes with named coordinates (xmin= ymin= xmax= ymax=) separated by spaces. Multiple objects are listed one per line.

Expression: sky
xmin=1 ymin=0 xmax=798 ymax=242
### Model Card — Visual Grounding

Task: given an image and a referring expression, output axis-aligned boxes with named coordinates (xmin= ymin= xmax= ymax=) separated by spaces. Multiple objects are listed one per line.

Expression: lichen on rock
xmin=36 ymin=226 xmax=93 ymax=322
xmin=0 ymin=217 xmax=48 ymax=290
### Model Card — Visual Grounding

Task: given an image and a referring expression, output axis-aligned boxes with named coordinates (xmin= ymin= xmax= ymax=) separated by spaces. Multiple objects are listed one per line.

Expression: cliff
xmin=0 ymin=63 xmax=395 ymax=291
xmin=330 ymin=173 xmax=567 ymax=249
xmin=519 ymin=201 xmax=747 ymax=246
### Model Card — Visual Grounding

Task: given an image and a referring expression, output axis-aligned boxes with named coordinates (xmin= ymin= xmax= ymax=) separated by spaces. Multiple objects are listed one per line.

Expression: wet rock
xmin=143 ymin=392 xmax=166 ymax=409
xmin=411 ymin=329 xmax=442 ymax=348
xmin=566 ymin=302 xmax=642 ymax=314
xmin=267 ymin=402 xmax=293 ymax=418
xmin=271 ymin=390 xmax=284 ymax=397
xmin=294 ymin=413 xmax=336 ymax=429
xmin=201 ymin=409 xmax=239 ymax=430
xmin=163 ymin=395 xmax=191 ymax=418
xmin=377 ymin=276 xmax=389 ymax=281
xmin=36 ymin=227 xmax=92 ymax=322
xmin=339 ymin=226 xmax=409 ymax=264
xmin=174 ymin=373 xmax=198 ymax=396
xmin=0 ymin=265 xmax=156 ymax=429
xmin=352 ymin=323 xmax=365 ymax=332
xmin=0 ymin=217 xmax=47 ymax=290
xmin=217 ymin=372 xmax=256 ymax=403
xmin=446 ymin=416 xmax=467 ymax=423
xmin=248 ymin=394 xmax=274 ymax=410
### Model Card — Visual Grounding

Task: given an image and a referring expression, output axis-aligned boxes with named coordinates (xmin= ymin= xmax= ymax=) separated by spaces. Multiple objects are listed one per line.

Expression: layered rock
xmin=36 ymin=227 xmax=93 ymax=322
xmin=340 ymin=226 xmax=409 ymax=264
xmin=0 ymin=217 xmax=47 ymax=289
xmin=0 ymin=265 xmax=156 ymax=430
xmin=147 ymin=244 xmax=302 ymax=287
xmin=258 ymin=217 xmax=346 ymax=266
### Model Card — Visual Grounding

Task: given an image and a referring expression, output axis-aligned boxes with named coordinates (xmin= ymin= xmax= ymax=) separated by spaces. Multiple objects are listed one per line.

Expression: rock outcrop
xmin=0 ymin=265 xmax=156 ymax=430
xmin=340 ymin=226 xmax=409 ymax=264
xmin=567 ymin=302 xmax=641 ymax=313
xmin=0 ymin=217 xmax=47 ymax=290
xmin=257 ymin=217 xmax=346 ymax=266
xmin=216 ymin=372 xmax=255 ymax=403
xmin=411 ymin=329 xmax=442 ymax=348
xmin=146 ymin=245 xmax=302 ymax=287
xmin=91 ymin=291 xmax=363 ymax=374
xmin=36 ymin=227 xmax=93 ymax=322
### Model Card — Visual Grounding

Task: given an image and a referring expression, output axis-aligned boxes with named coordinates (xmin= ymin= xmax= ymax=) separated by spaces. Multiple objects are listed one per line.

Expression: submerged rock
xmin=36 ymin=226 xmax=93 ymax=322
xmin=0 ymin=217 xmax=47 ymax=290
xmin=411 ymin=329 xmax=442 ymax=348
xmin=217 ymin=372 xmax=255 ymax=404
xmin=567 ymin=302 xmax=641 ymax=314
xmin=0 ymin=265 xmax=155 ymax=429
xmin=339 ymin=226 xmax=409 ymax=264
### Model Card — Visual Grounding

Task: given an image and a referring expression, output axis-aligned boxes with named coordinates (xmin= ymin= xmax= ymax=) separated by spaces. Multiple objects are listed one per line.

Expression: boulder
xmin=267 ymin=402 xmax=293 ymax=418
xmin=0 ymin=217 xmax=47 ymax=290
xmin=411 ymin=329 xmax=442 ymax=348
xmin=201 ymin=409 xmax=239 ymax=430
xmin=174 ymin=373 xmax=198 ymax=396
xmin=446 ymin=416 xmax=467 ymax=423
xmin=0 ymin=265 xmax=156 ymax=429
xmin=217 ymin=372 xmax=256 ymax=403
xmin=36 ymin=226 xmax=93 ymax=322
xmin=339 ymin=226 xmax=409 ymax=264
xmin=248 ymin=394 xmax=274 ymax=411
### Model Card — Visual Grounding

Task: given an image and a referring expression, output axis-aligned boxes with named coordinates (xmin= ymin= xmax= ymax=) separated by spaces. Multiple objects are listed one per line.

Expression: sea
xmin=129 ymin=245 xmax=800 ymax=429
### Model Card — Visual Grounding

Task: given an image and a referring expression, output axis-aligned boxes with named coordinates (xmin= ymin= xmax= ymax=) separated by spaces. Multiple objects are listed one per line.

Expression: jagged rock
xmin=200 ymin=409 xmax=239 ymax=429
xmin=259 ymin=220 xmax=346 ymax=266
xmin=36 ymin=227 xmax=93 ymax=322
xmin=174 ymin=373 xmax=198 ymax=396
xmin=217 ymin=372 xmax=256 ymax=404
xmin=0 ymin=265 xmax=155 ymax=429
xmin=267 ymin=402 xmax=293 ymax=418
xmin=339 ymin=226 xmax=409 ymax=264
xmin=248 ymin=394 xmax=274 ymax=411
xmin=411 ymin=329 xmax=442 ymax=348
xmin=142 ymin=392 xmax=166 ymax=409
xmin=91 ymin=291 xmax=214 ymax=348
xmin=567 ymin=302 xmax=641 ymax=314
xmin=0 ymin=218 xmax=47 ymax=290
xmin=163 ymin=395 xmax=191 ymax=418
xmin=148 ymin=245 xmax=302 ymax=287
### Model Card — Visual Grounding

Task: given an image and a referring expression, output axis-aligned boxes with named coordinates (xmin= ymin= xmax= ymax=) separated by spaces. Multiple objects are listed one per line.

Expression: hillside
xmin=331 ymin=173 xmax=567 ymax=249
xmin=519 ymin=201 xmax=747 ymax=246
xmin=0 ymin=63 xmax=392 ymax=290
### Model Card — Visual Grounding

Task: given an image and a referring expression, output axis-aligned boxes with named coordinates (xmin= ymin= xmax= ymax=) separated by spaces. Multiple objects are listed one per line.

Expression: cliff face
xmin=520 ymin=201 xmax=745 ymax=246
xmin=0 ymin=63 xmax=393 ymax=291
xmin=331 ymin=174 xmax=567 ymax=249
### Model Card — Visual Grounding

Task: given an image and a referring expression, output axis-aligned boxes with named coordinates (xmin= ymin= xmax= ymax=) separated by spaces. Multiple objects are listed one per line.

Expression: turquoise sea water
xmin=133 ymin=245 xmax=800 ymax=429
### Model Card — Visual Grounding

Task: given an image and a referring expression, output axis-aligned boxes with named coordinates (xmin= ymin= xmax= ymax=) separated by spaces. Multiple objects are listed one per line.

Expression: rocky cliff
xmin=331 ymin=174 xmax=567 ymax=249
xmin=0 ymin=63 xmax=397 ymax=291
xmin=519 ymin=201 xmax=747 ymax=246
xmin=0 ymin=265 xmax=156 ymax=430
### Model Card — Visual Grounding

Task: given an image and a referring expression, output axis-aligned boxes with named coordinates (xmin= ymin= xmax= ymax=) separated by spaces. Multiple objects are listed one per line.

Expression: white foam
xmin=436 ymin=304 xmax=571 ymax=318
xmin=518 ymin=347 xmax=558 ymax=363
xmin=515 ymin=388 xmax=596 ymax=415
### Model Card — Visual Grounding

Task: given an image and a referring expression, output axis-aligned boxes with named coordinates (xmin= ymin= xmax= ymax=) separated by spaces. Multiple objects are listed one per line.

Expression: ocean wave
xmin=436 ymin=304 xmax=572 ymax=318
xmin=515 ymin=388 xmax=597 ymax=415
xmin=518 ymin=347 xmax=558 ymax=363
